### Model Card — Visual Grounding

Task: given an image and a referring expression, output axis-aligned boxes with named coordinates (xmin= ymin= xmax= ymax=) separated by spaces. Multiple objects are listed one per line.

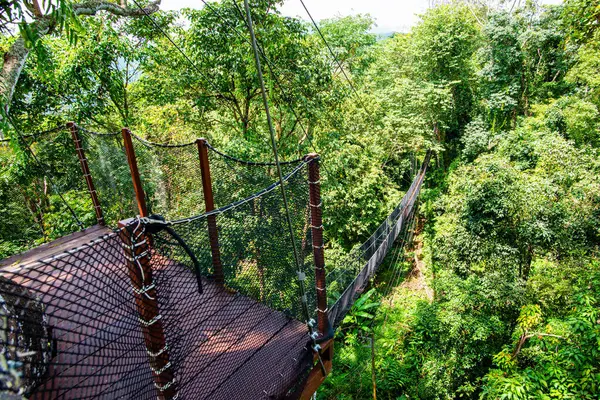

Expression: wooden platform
xmin=0 ymin=225 xmax=112 ymax=269
xmin=1 ymin=227 xmax=313 ymax=399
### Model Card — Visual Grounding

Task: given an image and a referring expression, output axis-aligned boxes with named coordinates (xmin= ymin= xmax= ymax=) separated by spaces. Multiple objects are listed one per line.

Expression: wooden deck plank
xmin=262 ymin=328 xmax=316 ymax=399
xmin=43 ymin=280 xmax=231 ymax=398
xmin=52 ymin=266 xmax=223 ymax=358
xmin=177 ymin=300 xmax=271 ymax=397
xmin=58 ymin=282 xmax=239 ymax=399
xmin=195 ymin=307 xmax=290 ymax=399
xmin=210 ymin=318 xmax=308 ymax=400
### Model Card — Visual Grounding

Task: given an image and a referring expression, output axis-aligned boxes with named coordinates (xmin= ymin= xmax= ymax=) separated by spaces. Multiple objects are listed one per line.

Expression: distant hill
xmin=376 ymin=32 xmax=395 ymax=40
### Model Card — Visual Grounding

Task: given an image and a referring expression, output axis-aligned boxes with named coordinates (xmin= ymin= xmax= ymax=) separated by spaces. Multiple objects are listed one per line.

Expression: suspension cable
xmin=242 ymin=0 xmax=303 ymax=279
xmin=200 ymin=0 xmax=323 ymax=158
xmin=129 ymin=0 xmax=231 ymax=100
xmin=201 ymin=0 xmax=351 ymax=185
xmin=130 ymin=0 xmax=277 ymax=153
xmin=199 ymin=0 xmax=353 ymax=223
xmin=298 ymin=0 xmax=372 ymax=116
xmin=242 ymin=2 xmax=328 ymax=374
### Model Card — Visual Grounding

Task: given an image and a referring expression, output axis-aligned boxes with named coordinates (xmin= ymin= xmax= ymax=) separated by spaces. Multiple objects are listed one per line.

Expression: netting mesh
xmin=326 ymin=153 xmax=430 ymax=329
xmin=77 ymin=129 xmax=138 ymax=226
xmin=0 ymin=127 xmax=96 ymax=259
xmin=154 ymin=160 xmax=315 ymax=323
xmin=0 ymin=232 xmax=152 ymax=399
xmin=0 ymin=125 xmax=308 ymax=261
xmin=128 ymin=137 xmax=205 ymax=221
xmin=0 ymin=160 xmax=316 ymax=399
xmin=205 ymin=144 xmax=305 ymax=209
xmin=114 ymin=133 xmax=306 ymax=222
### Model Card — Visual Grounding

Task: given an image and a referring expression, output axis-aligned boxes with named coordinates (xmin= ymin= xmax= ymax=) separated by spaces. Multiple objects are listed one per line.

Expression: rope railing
xmin=0 ymin=121 xmax=311 ymax=262
xmin=205 ymin=141 xmax=305 ymax=166
xmin=1 ymin=122 xmax=301 ymax=164
xmin=169 ymin=158 xmax=311 ymax=225
xmin=0 ymin=125 xmax=66 ymax=143
xmin=129 ymin=131 xmax=197 ymax=148
xmin=0 ymin=123 xmax=90 ymax=258
xmin=76 ymin=126 xmax=121 ymax=136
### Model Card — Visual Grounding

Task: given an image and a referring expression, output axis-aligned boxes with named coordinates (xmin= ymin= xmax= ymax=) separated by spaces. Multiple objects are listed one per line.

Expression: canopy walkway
xmin=0 ymin=123 xmax=429 ymax=399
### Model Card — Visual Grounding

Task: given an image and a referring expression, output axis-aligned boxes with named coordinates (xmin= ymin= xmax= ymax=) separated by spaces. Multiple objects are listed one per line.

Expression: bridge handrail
xmin=327 ymin=151 xmax=431 ymax=329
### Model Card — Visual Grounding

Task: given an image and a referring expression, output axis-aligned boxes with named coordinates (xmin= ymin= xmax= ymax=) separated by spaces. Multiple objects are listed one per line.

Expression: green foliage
xmin=461 ymin=116 xmax=495 ymax=161
xmin=482 ymin=264 xmax=600 ymax=399
xmin=566 ymin=29 xmax=600 ymax=107
xmin=478 ymin=7 xmax=571 ymax=132
xmin=410 ymin=4 xmax=480 ymax=133
xmin=562 ymin=0 xmax=600 ymax=43
xmin=340 ymin=288 xmax=380 ymax=338
xmin=317 ymin=14 xmax=377 ymax=76
xmin=3 ymin=2 xmax=600 ymax=400
xmin=531 ymin=96 xmax=600 ymax=146
xmin=322 ymin=3 xmax=600 ymax=397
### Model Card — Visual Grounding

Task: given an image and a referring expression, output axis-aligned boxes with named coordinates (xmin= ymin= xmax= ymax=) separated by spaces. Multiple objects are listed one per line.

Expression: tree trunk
xmin=0 ymin=38 xmax=30 ymax=137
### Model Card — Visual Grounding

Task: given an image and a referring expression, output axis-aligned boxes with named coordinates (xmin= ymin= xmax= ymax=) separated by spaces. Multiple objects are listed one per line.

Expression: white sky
xmin=161 ymin=0 xmax=564 ymax=34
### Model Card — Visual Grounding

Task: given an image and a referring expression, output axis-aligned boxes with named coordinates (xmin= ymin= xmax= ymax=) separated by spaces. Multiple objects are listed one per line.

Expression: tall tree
xmin=0 ymin=0 xmax=161 ymax=134
xmin=410 ymin=4 xmax=480 ymax=136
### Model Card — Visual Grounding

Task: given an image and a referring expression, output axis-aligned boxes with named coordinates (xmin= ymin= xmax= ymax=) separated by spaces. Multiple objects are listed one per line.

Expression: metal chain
xmin=0 ymin=124 xmax=65 ymax=143
xmin=205 ymin=141 xmax=305 ymax=166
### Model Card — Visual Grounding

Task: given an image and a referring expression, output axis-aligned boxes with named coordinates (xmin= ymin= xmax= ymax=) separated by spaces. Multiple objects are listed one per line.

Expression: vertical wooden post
xmin=299 ymin=339 xmax=334 ymax=400
xmin=371 ymin=332 xmax=377 ymax=400
xmin=196 ymin=138 xmax=224 ymax=285
xmin=67 ymin=122 xmax=105 ymax=226
xmin=118 ymin=218 xmax=177 ymax=399
xmin=307 ymin=154 xmax=327 ymax=334
xmin=122 ymin=128 xmax=148 ymax=217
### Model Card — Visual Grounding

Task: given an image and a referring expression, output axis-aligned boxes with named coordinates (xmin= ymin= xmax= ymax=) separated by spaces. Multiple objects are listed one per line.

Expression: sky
xmin=161 ymin=0 xmax=564 ymax=34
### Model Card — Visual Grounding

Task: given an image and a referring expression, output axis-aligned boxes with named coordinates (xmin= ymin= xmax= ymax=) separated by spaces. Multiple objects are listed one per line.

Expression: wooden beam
xmin=67 ymin=122 xmax=105 ymax=225
xmin=197 ymin=138 xmax=224 ymax=285
xmin=298 ymin=340 xmax=334 ymax=400
xmin=118 ymin=218 xmax=177 ymax=399
xmin=121 ymin=128 xmax=148 ymax=217
xmin=306 ymin=154 xmax=328 ymax=334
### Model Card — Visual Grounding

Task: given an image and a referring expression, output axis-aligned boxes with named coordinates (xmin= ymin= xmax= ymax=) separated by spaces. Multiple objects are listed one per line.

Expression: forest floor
xmin=400 ymin=232 xmax=434 ymax=301
xmin=388 ymin=219 xmax=434 ymax=306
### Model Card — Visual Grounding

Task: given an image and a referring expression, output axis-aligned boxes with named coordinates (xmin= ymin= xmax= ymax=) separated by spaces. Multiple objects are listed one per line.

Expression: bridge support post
xmin=197 ymin=138 xmax=224 ymax=285
xmin=119 ymin=218 xmax=177 ymax=400
xmin=306 ymin=154 xmax=328 ymax=335
xmin=122 ymin=128 xmax=148 ymax=217
xmin=67 ymin=122 xmax=105 ymax=226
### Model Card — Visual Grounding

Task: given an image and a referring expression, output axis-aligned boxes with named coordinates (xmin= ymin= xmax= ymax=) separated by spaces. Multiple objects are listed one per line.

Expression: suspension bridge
xmin=0 ymin=120 xmax=429 ymax=399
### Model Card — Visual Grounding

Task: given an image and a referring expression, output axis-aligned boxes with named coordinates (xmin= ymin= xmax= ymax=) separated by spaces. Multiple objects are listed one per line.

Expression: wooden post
xmin=196 ymin=138 xmax=224 ymax=285
xmin=306 ymin=154 xmax=328 ymax=334
xmin=118 ymin=218 xmax=177 ymax=399
xmin=299 ymin=339 xmax=334 ymax=400
xmin=371 ymin=332 xmax=377 ymax=400
xmin=122 ymin=128 xmax=148 ymax=217
xmin=67 ymin=122 xmax=105 ymax=226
